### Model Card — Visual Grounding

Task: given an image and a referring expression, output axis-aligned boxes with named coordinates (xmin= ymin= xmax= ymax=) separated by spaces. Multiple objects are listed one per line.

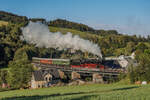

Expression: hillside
xmin=49 ymin=26 xmax=150 ymax=56
xmin=0 ymin=11 xmax=150 ymax=68
xmin=0 ymin=11 xmax=28 ymax=24
xmin=49 ymin=19 xmax=95 ymax=33
xmin=0 ymin=11 xmax=150 ymax=90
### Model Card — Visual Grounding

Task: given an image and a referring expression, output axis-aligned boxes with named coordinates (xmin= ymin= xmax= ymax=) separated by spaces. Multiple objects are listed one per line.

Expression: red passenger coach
xmin=40 ymin=59 xmax=52 ymax=64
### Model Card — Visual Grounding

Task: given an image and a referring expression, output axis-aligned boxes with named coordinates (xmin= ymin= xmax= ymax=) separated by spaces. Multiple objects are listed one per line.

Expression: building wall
xmin=44 ymin=74 xmax=52 ymax=82
xmin=31 ymin=80 xmax=46 ymax=89
xmin=118 ymin=60 xmax=128 ymax=68
xmin=31 ymin=73 xmax=53 ymax=89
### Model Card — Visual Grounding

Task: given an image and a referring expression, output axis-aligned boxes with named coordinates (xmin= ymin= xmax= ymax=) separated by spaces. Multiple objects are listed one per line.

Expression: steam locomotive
xmin=32 ymin=57 xmax=122 ymax=70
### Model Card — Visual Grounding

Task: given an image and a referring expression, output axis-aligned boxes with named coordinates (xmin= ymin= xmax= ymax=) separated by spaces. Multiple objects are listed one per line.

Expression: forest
xmin=0 ymin=11 xmax=150 ymax=89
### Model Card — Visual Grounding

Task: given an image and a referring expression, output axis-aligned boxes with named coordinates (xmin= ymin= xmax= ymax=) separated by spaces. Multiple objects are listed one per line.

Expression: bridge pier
xmin=92 ymin=73 xmax=103 ymax=83
xmin=58 ymin=70 xmax=66 ymax=79
xmin=71 ymin=71 xmax=81 ymax=80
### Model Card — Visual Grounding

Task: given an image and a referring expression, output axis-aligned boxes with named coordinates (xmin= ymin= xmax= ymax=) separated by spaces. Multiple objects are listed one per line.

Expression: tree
xmin=0 ymin=69 xmax=8 ymax=85
xmin=8 ymin=47 xmax=33 ymax=88
xmin=128 ymin=65 xmax=137 ymax=83
xmin=128 ymin=52 xmax=150 ymax=83
xmin=125 ymin=42 xmax=136 ymax=55
xmin=8 ymin=60 xmax=32 ymax=88
xmin=107 ymin=30 xmax=118 ymax=35
xmin=136 ymin=42 xmax=148 ymax=52
xmin=136 ymin=53 xmax=150 ymax=81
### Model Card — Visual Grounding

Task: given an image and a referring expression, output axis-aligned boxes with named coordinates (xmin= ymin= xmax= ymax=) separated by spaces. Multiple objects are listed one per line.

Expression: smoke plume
xmin=21 ymin=21 xmax=102 ymax=58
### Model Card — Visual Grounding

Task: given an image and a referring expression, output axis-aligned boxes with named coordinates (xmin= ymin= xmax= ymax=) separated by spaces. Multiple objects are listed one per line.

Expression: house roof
xmin=33 ymin=69 xmax=60 ymax=81
xmin=50 ymin=68 xmax=60 ymax=78
xmin=33 ymin=71 xmax=44 ymax=81
xmin=43 ymin=68 xmax=60 ymax=79
xmin=102 ymin=60 xmax=121 ymax=68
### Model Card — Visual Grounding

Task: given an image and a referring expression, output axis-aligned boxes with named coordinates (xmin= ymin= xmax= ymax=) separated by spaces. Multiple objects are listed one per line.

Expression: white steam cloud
xmin=21 ymin=22 xmax=102 ymax=58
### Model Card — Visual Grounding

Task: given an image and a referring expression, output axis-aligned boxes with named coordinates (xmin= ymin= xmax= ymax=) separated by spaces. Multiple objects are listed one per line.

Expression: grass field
xmin=1 ymin=84 xmax=150 ymax=100
xmin=49 ymin=26 xmax=102 ymax=40
xmin=0 ymin=21 xmax=8 ymax=26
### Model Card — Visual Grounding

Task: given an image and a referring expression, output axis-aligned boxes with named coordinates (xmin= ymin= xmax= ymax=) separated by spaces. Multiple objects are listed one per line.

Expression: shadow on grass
xmin=70 ymin=95 xmax=99 ymax=100
xmin=112 ymin=86 xmax=140 ymax=91
xmin=1 ymin=92 xmax=92 ymax=100
xmin=2 ymin=94 xmax=99 ymax=100
xmin=1 ymin=86 xmax=140 ymax=100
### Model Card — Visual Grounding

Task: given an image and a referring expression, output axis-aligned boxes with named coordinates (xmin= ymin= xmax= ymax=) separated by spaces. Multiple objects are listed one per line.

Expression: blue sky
xmin=0 ymin=0 xmax=150 ymax=36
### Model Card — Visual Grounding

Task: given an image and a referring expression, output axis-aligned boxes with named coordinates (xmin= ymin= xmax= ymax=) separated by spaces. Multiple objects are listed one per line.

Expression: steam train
xmin=32 ymin=57 xmax=122 ymax=71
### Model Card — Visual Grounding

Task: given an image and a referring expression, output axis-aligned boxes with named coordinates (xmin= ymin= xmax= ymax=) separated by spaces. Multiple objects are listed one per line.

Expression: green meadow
xmin=1 ymin=84 xmax=150 ymax=100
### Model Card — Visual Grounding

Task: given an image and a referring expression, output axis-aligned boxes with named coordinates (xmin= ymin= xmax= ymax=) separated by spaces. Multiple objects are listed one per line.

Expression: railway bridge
xmin=33 ymin=63 xmax=126 ymax=83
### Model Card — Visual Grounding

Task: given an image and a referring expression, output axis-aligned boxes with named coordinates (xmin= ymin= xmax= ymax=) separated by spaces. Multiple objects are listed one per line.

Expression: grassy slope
xmin=0 ymin=20 xmax=8 ymax=26
xmin=1 ymin=84 xmax=150 ymax=100
xmin=49 ymin=26 xmax=102 ymax=40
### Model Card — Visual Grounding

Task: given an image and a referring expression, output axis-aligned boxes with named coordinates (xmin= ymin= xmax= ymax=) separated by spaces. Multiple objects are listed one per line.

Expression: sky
xmin=0 ymin=0 xmax=150 ymax=36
